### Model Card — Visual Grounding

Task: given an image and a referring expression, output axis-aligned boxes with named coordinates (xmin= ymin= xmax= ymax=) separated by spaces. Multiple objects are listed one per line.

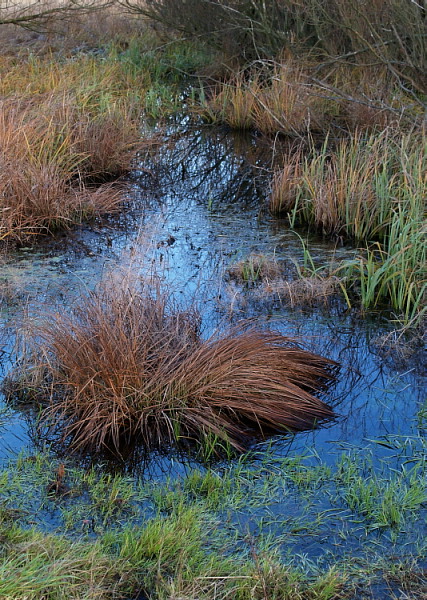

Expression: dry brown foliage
xmin=8 ymin=273 xmax=337 ymax=455
xmin=204 ymin=64 xmax=328 ymax=135
xmin=259 ymin=276 xmax=341 ymax=307
xmin=0 ymin=158 xmax=124 ymax=240
xmin=0 ymin=95 xmax=149 ymax=241
xmin=269 ymin=148 xmax=303 ymax=215
xmin=227 ymin=252 xmax=282 ymax=284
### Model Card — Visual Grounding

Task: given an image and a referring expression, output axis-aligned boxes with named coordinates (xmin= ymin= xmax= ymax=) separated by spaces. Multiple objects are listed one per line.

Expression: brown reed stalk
xmin=269 ymin=148 xmax=303 ymax=215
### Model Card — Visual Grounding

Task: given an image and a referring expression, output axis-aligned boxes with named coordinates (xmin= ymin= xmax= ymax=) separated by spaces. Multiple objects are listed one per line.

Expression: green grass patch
xmin=0 ymin=436 xmax=426 ymax=598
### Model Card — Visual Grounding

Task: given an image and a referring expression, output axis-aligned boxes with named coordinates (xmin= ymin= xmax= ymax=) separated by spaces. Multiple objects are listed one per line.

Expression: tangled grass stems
xmin=7 ymin=272 xmax=337 ymax=456
xmin=0 ymin=95 xmax=148 ymax=241
xmin=0 ymin=502 xmax=347 ymax=600
xmin=338 ymin=214 xmax=426 ymax=324
xmin=268 ymin=129 xmax=426 ymax=325
xmin=200 ymin=63 xmax=327 ymax=135
xmin=0 ymin=50 xmax=160 ymax=242
xmin=227 ymin=252 xmax=282 ymax=284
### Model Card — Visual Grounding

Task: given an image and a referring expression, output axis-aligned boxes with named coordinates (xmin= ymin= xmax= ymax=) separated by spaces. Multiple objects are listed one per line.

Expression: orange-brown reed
xmin=9 ymin=274 xmax=337 ymax=456
xmin=0 ymin=95 xmax=149 ymax=241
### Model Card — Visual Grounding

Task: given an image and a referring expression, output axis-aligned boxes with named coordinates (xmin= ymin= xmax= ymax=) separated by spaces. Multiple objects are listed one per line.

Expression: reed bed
xmin=271 ymin=128 xmax=426 ymax=240
xmin=198 ymin=61 xmax=420 ymax=136
xmin=268 ymin=128 xmax=426 ymax=322
xmin=202 ymin=64 xmax=327 ymax=135
xmin=0 ymin=60 xmax=154 ymax=241
xmin=8 ymin=273 xmax=337 ymax=456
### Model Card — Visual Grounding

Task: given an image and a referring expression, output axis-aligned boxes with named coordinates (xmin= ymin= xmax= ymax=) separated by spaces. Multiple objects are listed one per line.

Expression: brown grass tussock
xmin=7 ymin=275 xmax=338 ymax=456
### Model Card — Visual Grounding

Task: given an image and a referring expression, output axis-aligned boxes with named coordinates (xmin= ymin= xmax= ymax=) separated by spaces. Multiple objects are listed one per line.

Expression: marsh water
xmin=0 ymin=124 xmax=426 ymax=587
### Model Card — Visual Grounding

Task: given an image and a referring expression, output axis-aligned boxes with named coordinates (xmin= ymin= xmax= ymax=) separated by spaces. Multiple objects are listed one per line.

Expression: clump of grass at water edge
xmin=268 ymin=129 xmax=426 ymax=327
xmin=5 ymin=264 xmax=338 ymax=458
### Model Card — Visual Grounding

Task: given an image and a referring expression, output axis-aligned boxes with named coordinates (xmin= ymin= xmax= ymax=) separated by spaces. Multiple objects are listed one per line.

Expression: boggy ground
xmin=0 ymin=433 xmax=426 ymax=599
xmin=0 ymin=2 xmax=426 ymax=598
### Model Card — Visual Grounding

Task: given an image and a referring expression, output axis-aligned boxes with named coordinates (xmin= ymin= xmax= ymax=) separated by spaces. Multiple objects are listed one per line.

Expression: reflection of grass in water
xmin=0 ymin=432 xmax=426 ymax=598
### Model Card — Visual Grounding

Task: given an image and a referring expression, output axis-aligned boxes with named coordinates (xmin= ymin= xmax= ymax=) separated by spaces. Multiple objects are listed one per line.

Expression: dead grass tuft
xmin=259 ymin=276 xmax=342 ymax=307
xmin=0 ymin=94 xmax=152 ymax=241
xmin=227 ymin=253 xmax=282 ymax=284
xmin=0 ymin=157 xmax=124 ymax=240
xmin=7 ymin=272 xmax=337 ymax=456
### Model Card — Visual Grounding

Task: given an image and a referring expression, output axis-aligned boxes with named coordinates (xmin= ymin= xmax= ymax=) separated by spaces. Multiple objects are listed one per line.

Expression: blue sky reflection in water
xmin=0 ymin=125 xmax=425 ymax=463
xmin=0 ymin=126 xmax=425 ymax=584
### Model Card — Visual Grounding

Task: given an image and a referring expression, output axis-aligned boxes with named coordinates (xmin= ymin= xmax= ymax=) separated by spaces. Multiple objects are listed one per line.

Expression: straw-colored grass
xmin=259 ymin=276 xmax=342 ymax=308
xmin=0 ymin=34 xmax=172 ymax=243
xmin=205 ymin=72 xmax=259 ymax=130
xmin=273 ymin=128 xmax=426 ymax=241
xmin=252 ymin=63 xmax=326 ymax=135
xmin=198 ymin=60 xmax=415 ymax=137
xmin=1 ymin=92 xmax=145 ymax=180
xmin=8 ymin=272 xmax=337 ymax=455
xmin=0 ymin=97 xmax=137 ymax=240
xmin=0 ymin=52 xmax=140 ymax=99
xmin=202 ymin=63 xmax=327 ymax=135
xmin=0 ymin=163 xmax=123 ymax=239
xmin=267 ymin=128 xmax=426 ymax=323
xmin=227 ymin=252 xmax=282 ymax=284
xmin=269 ymin=147 xmax=303 ymax=216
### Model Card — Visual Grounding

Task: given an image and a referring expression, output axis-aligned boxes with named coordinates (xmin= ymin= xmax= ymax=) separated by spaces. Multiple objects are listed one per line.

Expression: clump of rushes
xmin=269 ymin=147 xmax=303 ymax=215
xmin=204 ymin=71 xmax=260 ymax=129
xmin=7 ymin=272 xmax=337 ymax=456
xmin=287 ymin=128 xmax=426 ymax=241
xmin=339 ymin=211 xmax=426 ymax=323
xmin=268 ymin=128 xmax=426 ymax=323
xmin=0 ymin=102 xmax=109 ymax=240
xmin=202 ymin=63 xmax=325 ymax=135
xmin=251 ymin=63 xmax=326 ymax=135
xmin=0 ymin=46 xmax=164 ymax=242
